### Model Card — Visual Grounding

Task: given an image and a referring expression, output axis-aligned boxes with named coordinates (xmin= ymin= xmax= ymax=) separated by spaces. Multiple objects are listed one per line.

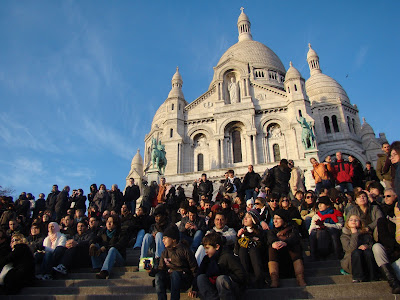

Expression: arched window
xmin=332 ymin=115 xmax=339 ymax=132
xmin=352 ymin=118 xmax=356 ymax=133
xmin=232 ymin=130 xmax=242 ymax=163
xmin=273 ymin=144 xmax=281 ymax=162
xmin=197 ymin=153 xmax=204 ymax=171
xmin=324 ymin=116 xmax=331 ymax=134
xmin=172 ymin=103 xmax=174 ymax=111
xmin=294 ymin=84 xmax=297 ymax=91
xmin=170 ymin=128 xmax=173 ymax=138
xmin=347 ymin=116 xmax=352 ymax=132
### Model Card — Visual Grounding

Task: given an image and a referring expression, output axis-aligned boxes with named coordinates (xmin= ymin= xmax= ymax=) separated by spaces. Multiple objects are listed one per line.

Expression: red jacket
xmin=333 ymin=160 xmax=354 ymax=183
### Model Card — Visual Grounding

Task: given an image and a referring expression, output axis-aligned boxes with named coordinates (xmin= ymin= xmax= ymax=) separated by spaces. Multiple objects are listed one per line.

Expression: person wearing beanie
xmin=235 ymin=210 xmax=266 ymax=288
xmin=140 ymin=204 xmax=169 ymax=267
xmin=155 ymin=224 xmax=198 ymax=300
xmin=309 ymin=196 xmax=344 ymax=260
xmin=267 ymin=209 xmax=306 ymax=288
xmin=246 ymin=198 xmax=254 ymax=211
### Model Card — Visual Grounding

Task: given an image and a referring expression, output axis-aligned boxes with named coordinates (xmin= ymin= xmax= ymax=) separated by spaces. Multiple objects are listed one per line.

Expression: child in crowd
xmin=236 ymin=209 xmax=265 ymax=288
xmin=309 ymin=196 xmax=344 ymax=260
xmin=154 ymin=224 xmax=197 ymax=300
xmin=190 ymin=232 xmax=246 ymax=299
xmin=340 ymin=214 xmax=378 ymax=283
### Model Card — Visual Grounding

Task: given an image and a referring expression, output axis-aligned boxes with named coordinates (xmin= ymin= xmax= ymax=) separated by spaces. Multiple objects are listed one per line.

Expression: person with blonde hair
xmin=340 ymin=215 xmax=378 ymax=283
xmin=0 ymin=233 xmax=34 ymax=294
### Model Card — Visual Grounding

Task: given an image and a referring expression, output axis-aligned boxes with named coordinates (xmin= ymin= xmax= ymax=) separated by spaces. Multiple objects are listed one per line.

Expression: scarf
xmin=48 ymin=222 xmax=60 ymax=244
xmin=317 ymin=208 xmax=342 ymax=224
xmin=106 ymin=229 xmax=116 ymax=239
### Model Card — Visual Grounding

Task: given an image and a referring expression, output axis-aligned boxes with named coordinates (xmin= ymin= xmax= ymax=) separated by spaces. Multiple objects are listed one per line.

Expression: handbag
xmin=238 ymin=235 xmax=250 ymax=248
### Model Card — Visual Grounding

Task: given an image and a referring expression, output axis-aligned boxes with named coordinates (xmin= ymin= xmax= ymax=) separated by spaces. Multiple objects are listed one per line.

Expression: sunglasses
xmin=281 ymin=199 xmax=289 ymax=202
xmin=306 ymin=196 xmax=313 ymax=199
xmin=255 ymin=202 xmax=262 ymax=205
xmin=384 ymin=195 xmax=395 ymax=198
xmin=269 ymin=199 xmax=278 ymax=202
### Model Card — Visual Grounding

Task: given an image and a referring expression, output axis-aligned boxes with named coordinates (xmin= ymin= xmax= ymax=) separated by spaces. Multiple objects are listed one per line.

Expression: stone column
xmin=252 ymin=135 xmax=258 ymax=165
xmin=221 ymin=138 xmax=225 ymax=168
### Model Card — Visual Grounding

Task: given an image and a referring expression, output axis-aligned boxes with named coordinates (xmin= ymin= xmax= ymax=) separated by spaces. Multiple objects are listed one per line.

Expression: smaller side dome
xmin=361 ymin=117 xmax=375 ymax=136
xmin=131 ymin=149 xmax=143 ymax=167
xmin=285 ymin=61 xmax=302 ymax=80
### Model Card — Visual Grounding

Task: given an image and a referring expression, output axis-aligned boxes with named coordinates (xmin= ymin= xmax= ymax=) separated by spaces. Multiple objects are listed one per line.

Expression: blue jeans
xmin=40 ymin=246 xmax=66 ymax=275
xmin=91 ymin=247 xmax=125 ymax=272
xmin=140 ymin=232 xmax=165 ymax=259
xmin=245 ymin=189 xmax=258 ymax=201
xmin=181 ymin=230 xmax=204 ymax=252
xmin=126 ymin=201 xmax=136 ymax=214
xmin=155 ymin=270 xmax=191 ymax=300
xmin=134 ymin=229 xmax=145 ymax=249
xmin=338 ymin=182 xmax=353 ymax=193
xmin=197 ymin=274 xmax=237 ymax=300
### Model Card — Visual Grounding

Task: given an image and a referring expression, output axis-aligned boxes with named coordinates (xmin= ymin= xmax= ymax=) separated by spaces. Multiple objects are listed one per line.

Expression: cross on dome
xmin=240 ymin=7 xmax=244 ymax=13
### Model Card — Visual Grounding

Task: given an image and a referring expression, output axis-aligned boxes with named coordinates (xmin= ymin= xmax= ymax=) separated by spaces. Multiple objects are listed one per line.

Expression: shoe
xmin=35 ymin=274 xmax=44 ymax=280
xmin=340 ymin=268 xmax=349 ymax=275
xmin=92 ymin=268 xmax=101 ymax=273
xmin=268 ymin=261 xmax=279 ymax=288
xmin=53 ymin=264 xmax=67 ymax=275
xmin=293 ymin=259 xmax=307 ymax=287
xmin=96 ymin=270 xmax=109 ymax=279
xmin=380 ymin=263 xmax=400 ymax=294
xmin=42 ymin=274 xmax=53 ymax=280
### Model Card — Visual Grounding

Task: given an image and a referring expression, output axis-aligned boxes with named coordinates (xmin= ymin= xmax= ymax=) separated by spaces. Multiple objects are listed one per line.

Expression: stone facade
xmin=127 ymin=9 xmax=386 ymax=192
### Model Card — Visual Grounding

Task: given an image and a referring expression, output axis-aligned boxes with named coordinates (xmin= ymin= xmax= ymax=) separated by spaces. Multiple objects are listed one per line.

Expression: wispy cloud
xmin=354 ymin=46 xmax=368 ymax=69
xmin=0 ymin=157 xmax=45 ymax=189
xmin=79 ymin=118 xmax=135 ymax=160
xmin=0 ymin=113 xmax=60 ymax=153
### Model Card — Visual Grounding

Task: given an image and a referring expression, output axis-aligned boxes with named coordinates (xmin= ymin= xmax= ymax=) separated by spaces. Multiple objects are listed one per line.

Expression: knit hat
xmin=246 ymin=198 xmax=254 ymax=206
xmin=246 ymin=209 xmax=261 ymax=225
xmin=317 ymin=196 xmax=332 ymax=206
xmin=163 ymin=224 xmax=180 ymax=242
xmin=273 ymin=209 xmax=290 ymax=223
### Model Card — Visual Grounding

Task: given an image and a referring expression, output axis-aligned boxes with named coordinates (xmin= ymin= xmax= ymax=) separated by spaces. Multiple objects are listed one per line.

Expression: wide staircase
xmin=4 ymin=246 xmax=397 ymax=300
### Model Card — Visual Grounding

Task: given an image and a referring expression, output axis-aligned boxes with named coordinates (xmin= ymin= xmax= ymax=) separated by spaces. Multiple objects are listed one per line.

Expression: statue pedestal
xmin=146 ymin=168 xmax=162 ymax=185
xmin=303 ymin=149 xmax=319 ymax=191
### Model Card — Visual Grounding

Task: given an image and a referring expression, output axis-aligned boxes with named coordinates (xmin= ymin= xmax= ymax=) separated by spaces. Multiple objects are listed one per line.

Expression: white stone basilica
xmin=126 ymin=9 xmax=386 ymax=191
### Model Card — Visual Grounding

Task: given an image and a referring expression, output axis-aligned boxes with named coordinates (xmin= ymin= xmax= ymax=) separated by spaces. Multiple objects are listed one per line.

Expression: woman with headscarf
xmin=36 ymin=222 xmax=66 ymax=280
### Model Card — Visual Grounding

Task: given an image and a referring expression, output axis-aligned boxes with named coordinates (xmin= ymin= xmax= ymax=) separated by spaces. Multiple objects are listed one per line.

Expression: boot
xmin=268 ymin=261 xmax=279 ymax=288
xmin=293 ymin=259 xmax=307 ymax=287
xmin=380 ymin=263 xmax=400 ymax=294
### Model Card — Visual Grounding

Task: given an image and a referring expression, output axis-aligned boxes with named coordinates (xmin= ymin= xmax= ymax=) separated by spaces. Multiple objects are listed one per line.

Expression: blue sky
xmin=1 ymin=0 xmax=399 ymax=199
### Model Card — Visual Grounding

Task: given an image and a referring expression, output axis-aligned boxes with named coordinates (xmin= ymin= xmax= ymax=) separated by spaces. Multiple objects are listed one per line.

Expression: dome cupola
xmin=237 ymin=7 xmax=252 ymax=42
xmin=168 ymin=67 xmax=184 ymax=99
xmin=307 ymin=43 xmax=321 ymax=76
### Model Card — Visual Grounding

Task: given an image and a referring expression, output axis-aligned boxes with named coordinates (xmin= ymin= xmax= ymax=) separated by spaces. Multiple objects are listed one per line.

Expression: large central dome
xmin=217 ymin=40 xmax=286 ymax=74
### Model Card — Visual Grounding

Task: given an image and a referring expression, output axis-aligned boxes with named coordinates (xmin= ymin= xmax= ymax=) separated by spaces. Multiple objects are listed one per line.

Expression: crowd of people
xmin=1 ymin=141 xmax=400 ymax=300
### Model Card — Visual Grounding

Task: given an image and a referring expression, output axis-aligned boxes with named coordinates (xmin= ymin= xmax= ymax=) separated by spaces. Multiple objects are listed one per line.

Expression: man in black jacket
xmin=46 ymin=185 xmax=59 ymax=220
xmin=124 ymin=178 xmax=140 ymax=215
xmin=193 ymin=174 xmax=213 ymax=202
xmin=53 ymin=220 xmax=94 ymax=275
xmin=266 ymin=160 xmax=291 ymax=196
xmin=55 ymin=186 xmax=70 ymax=223
xmin=242 ymin=165 xmax=261 ymax=200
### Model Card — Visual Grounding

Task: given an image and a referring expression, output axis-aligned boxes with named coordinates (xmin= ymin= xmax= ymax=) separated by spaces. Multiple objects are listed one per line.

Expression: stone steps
xmin=6 ymin=248 xmax=395 ymax=299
